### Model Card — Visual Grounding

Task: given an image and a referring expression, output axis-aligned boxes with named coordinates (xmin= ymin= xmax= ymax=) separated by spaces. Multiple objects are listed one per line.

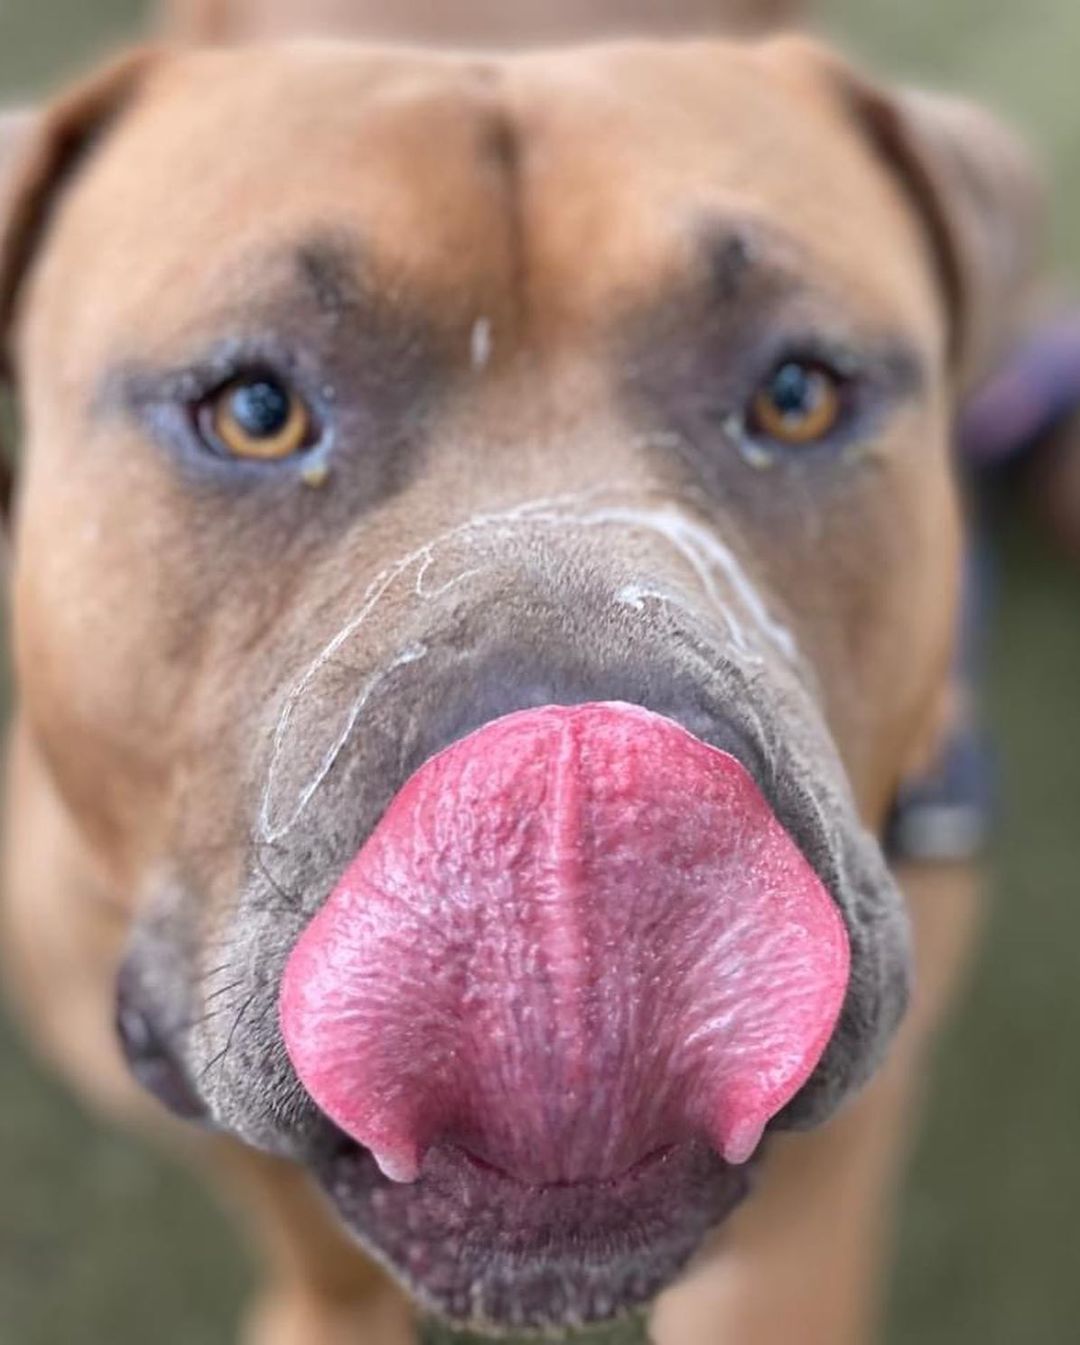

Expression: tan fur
xmin=0 ymin=14 xmax=1040 ymax=1344
xmin=162 ymin=0 xmax=805 ymax=46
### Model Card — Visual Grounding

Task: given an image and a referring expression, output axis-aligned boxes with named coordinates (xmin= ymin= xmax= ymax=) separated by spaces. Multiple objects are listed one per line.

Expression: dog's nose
xmin=280 ymin=702 xmax=849 ymax=1185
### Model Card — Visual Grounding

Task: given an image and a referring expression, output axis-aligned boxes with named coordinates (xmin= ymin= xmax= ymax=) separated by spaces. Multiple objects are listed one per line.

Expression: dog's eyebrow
xmin=704 ymin=228 xmax=759 ymax=302
xmin=292 ymin=236 xmax=364 ymax=316
xmin=693 ymin=221 xmax=928 ymax=391
xmin=691 ymin=218 xmax=805 ymax=302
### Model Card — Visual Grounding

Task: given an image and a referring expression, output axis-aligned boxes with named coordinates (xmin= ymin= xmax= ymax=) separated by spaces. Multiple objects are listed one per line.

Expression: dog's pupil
xmin=769 ymin=362 xmax=816 ymax=418
xmin=230 ymin=378 xmax=291 ymax=437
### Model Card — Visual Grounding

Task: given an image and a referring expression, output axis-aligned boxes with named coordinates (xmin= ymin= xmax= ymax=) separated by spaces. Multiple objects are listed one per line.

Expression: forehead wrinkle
xmin=702 ymin=227 xmax=759 ymax=303
xmin=476 ymin=105 xmax=528 ymax=330
xmin=293 ymin=234 xmax=366 ymax=317
xmin=692 ymin=216 xmax=811 ymax=301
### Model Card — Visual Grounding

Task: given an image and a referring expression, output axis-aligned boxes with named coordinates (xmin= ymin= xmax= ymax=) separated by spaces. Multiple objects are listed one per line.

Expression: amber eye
xmin=747 ymin=360 xmax=845 ymax=447
xmin=200 ymin=374 xmax=315 ymax=460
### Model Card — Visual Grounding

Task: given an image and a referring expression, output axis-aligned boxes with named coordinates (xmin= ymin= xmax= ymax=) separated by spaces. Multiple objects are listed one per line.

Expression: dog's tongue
xmin=281 ymin=703 xmax=849 ymax=1185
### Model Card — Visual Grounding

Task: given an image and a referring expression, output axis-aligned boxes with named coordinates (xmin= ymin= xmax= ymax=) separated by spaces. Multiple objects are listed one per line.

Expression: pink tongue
xmin=280 ymin=702 xmax=849 ymax=1185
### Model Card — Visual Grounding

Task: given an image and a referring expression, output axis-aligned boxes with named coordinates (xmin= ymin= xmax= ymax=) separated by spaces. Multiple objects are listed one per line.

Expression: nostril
xmin=115 ymin=971 xmax=206 ymax=1122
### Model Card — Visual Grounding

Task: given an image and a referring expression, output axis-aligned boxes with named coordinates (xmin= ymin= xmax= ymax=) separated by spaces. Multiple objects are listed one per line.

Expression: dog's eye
xmin=198 ymin=374 xmax=316 ymax=460
xmin=746 ymin=360 xmax=845 ymax=447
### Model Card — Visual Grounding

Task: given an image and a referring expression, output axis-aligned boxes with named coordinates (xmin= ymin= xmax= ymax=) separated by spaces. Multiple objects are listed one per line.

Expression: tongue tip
xmin=714 ymin=1117 xmax=767 ymax=1166
xmin=369 ymin=1143 xmax=423 ymax=1183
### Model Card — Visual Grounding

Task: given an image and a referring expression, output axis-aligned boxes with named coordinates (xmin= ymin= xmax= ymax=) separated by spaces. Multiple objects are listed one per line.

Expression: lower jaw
xmin=313 ymin=1138 xmax=754 ymax=1330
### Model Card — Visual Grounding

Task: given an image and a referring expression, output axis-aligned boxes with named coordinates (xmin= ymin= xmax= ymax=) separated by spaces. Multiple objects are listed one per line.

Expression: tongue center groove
xmin=280 ymin=702 xmax=851 ymax=1186
xmin=545 ymin=716 xmax=592 ymax=1116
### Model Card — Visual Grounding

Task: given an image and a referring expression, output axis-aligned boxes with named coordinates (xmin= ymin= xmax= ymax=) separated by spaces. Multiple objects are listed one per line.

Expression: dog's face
xmin=0 ymin=39 xmax=1037 ymax=1328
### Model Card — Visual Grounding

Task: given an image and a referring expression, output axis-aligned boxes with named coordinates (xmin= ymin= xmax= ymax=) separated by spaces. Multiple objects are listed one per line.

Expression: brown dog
xmin=0 ymin=19 xmax=1040 ymax=1345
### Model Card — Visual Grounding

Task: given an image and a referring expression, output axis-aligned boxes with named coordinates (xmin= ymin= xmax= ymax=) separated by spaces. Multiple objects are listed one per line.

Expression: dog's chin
xmin=311 ymin=1136 xmax=752 ymax=1330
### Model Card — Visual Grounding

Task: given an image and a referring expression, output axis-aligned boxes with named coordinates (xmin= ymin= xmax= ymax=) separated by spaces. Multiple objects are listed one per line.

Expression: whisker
xmin=253 ymin=844 xmax=301 ymax=909
xmin=164 ymin=998 xmax=240 ymax=1044
xmin=203 ymin=977 xmax=246 ymax=1005
xmin=198 ymin=992 xmax=256 ymax=1084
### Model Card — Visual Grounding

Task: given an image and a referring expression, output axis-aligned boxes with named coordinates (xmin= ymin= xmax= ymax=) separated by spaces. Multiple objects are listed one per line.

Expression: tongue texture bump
xmin=280 ymin=702 xmax=850 ymax=1185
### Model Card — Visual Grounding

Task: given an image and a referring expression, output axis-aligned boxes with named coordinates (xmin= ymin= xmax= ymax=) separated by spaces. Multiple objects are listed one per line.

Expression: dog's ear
xmin=0 ymin=107 xmax=37 ymax=528
xmin=766 ymin=38 xmax=1045 ymax=392
xmin=1 ymin=49 xmax=159 ymax=367
xmin=851 ymin=81 xmax=1045 ymax=390
xmin=0 ymin=50 xmax=159 ymax=523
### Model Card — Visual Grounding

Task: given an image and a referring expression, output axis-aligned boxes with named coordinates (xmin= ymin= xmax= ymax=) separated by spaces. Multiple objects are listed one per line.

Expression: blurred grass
xmin=822 ymin=0 xmax=1080 ymax=273
xmin=1 ymin=2 xmax=1078 ymax=1342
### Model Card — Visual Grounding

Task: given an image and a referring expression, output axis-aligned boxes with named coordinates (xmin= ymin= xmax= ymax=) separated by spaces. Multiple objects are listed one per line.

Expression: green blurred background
xmin=0 ymin=1 xmax=1078 ymax=1341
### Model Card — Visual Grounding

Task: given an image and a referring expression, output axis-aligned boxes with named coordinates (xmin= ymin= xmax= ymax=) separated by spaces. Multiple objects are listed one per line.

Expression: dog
xmin=0 ymin=13 xmax=1041 ymax=1344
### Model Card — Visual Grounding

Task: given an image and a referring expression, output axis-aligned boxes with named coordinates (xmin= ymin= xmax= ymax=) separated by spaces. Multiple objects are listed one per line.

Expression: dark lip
xmin=115 ymin=957 xmax=208 ymax=1123
xmin=311 ymin=1136 xmax=756 ymax=1329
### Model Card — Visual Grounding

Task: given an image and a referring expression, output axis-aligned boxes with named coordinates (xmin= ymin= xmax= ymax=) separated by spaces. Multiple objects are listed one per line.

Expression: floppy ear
xmin=0 ymin=108 xmax=37 ymax=525
xmin=769 ymin=39 xmax=1046 ymax=393
xmin=851 ymin=82 xmax=1045 ymax=389
xmin=0 ymin=50 xmax=159 ymax=524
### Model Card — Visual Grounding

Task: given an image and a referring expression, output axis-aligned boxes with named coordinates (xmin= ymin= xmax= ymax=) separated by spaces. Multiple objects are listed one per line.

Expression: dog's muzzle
xmin=279 ymin=700 xmax=851 ymax=1185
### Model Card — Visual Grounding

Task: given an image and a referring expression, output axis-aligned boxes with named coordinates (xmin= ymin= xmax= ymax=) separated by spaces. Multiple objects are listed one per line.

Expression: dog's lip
xmin=115 ymin=961 xmax=208 ymax=1123
xmin=310 ymin=1134 xmax=755 ymax=1327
